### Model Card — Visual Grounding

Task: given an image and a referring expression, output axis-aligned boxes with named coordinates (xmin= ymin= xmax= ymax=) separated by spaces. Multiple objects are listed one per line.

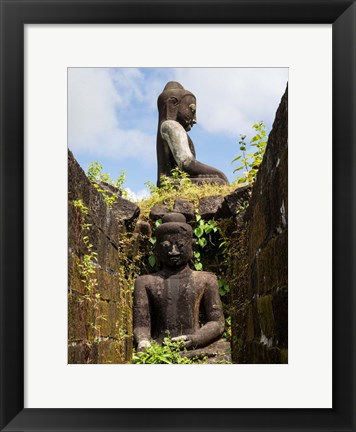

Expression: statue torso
xmin=143 ymin=270 xmax=206 ymax=341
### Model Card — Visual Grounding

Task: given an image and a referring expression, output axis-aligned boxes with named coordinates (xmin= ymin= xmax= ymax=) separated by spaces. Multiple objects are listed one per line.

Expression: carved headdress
xmin=156 ymin=213 xmax=193 ymax=238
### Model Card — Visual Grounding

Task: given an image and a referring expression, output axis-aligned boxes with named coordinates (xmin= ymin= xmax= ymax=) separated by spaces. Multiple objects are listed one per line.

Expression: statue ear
xmin=169 ymin=96 xmax=179 ymax=106
xmin=165 ymin=97 xmax=180 ymax=120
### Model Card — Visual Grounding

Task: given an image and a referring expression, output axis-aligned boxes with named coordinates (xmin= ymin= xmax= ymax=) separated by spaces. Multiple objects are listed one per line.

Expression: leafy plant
xmin=87 ymin=161 xmax=128 ymax=206
xmin=146 ymin=167 xmax=193 ymax=197
xmin=218 ymin=278 xmax=230 ymax=297
xmin=132 ymin=336 xmax=203 ymax=364
xmin=72 ymin=199 xmax=105 ymax=339
xmin=192 ymin=211 xmax=218 ymax=271
xmin=147 ymin=219 xmax=163 ymax=269
xmin=232 ymin=121 xmax=268 ymax=185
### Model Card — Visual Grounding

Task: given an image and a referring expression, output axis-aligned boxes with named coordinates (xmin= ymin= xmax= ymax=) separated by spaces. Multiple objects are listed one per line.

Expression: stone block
xmin=95 ymin=267 xmax=120 ymax=301
xmin=88 ymin=188 xmax=108 ymax=232
xmin=68 ymin=150 xmax=92 ymax=204
xmin=246 ymin=341 xmax=281 ymax=364
xmin=246 ymin=303 xmax=255 ymax=342
xmin=68 ymin=293 xmax=87 ymax=341
xmin=109 ymin=301 xmax=122 ymax=337
xmin=68 ymin=343 xmax=86 ymax=364
xmin=97 ymin=300 xmax=121 ymax=338
xmin=68 ymin=202 xmax=81 ymax=254
xmin=68 ymin=253 xmax=86 ymax=295
xmin=98 ymin=181 xmax=122 ymax=197
xmin=94 ymin=228 xmax=119 ymax=271
xmin=247 ymin=88 xmax=288 ymax=259
xmin=272 ymin=286 xmax=288 ymax=348
xmin=107 ymin=212 xmax=126 ymax=247
xmin=246 ymin=340 xmax=266 ymax=363
xmin=266 ymin=346 xmax=282 ymax=364
xmin=97 ymin=339 xmax=125 ymax=364
xmin=149 ymin=205 xmax=169 ymax=221
xmin=173 ymin=199 xmax=195 ymax=220
xmin=198 ymin=195 xmax=224 ymax=219
xmin=275 ymin=232 xmax=288 ymax=289
xmin=96 ymin=301 xmax=110 ymax=337
xmin=255 ymin=238 xmax=278 ymax=295
xmin=216 ymin=185 xmax=251 ymax=219
xmin=111 ymin=197 xmax=140 ymax=228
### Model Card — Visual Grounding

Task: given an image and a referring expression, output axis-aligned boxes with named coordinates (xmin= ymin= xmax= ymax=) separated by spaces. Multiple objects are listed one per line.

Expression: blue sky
xmin=68 ymin=67 xmax=288 ymax=200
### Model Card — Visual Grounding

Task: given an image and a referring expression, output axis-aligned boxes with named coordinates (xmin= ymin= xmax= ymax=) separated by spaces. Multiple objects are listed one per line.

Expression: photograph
xmin=68 ymin=67 xmax=289 ymax=364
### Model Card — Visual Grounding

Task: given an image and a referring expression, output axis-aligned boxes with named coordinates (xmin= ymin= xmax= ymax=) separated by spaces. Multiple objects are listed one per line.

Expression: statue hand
xmin=172 ymin=334 xmax=196 ymax=349
xmin=171 ymin=335 xmax=191 ymax=349
xmin=171 ymin=335 xmax=188 ymax=345
xmin=137 ymin=339 xmax=151 ymax=352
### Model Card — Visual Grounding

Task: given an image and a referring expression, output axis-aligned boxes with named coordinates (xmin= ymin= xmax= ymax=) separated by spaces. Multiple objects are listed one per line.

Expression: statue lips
xmin=168 ymin=255 xmax=182 ymax=265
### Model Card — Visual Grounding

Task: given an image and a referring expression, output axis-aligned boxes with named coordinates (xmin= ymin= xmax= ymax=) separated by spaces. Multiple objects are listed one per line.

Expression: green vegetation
xmin=132 ymin=336 xmax=205 ymax=364
xmin=72 ymin=199 xmax=106 ymax=340
xmin=87 ymin=161 xmax=128 ymax=206
xmin=140 ymin=168 xmax=236 ymax=219
xmin=232 ymin=121 xmax=268 ymax=185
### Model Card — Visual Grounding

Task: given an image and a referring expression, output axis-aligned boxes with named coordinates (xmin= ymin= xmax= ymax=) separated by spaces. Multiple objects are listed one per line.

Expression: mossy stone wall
xmin=231 ymin=86 xmax=288 ymax=364
xmin=68 ymin=150 xmax=138 ymax=364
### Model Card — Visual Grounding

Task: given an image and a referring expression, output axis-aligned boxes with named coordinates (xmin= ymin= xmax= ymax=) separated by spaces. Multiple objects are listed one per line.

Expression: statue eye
xmin=161 ymin=241 xmax=171 ymax=249
xmin=189 ymin=104 xmax=196 ymax=114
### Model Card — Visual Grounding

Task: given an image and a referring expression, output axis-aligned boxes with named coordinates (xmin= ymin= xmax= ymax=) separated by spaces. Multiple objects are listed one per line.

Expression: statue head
xmin=156 ymin=213 xmax=193 ymax=268
xmin=157 ymin=81 xmax=196 ymax=131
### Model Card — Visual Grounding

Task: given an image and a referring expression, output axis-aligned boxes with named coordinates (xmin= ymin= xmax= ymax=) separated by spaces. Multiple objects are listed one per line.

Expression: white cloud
xmin=173 ymin=68 xmax=288 ymax=136
xmin=68 ymin=68 xmax=156 ymax=162
xmin=124 ymin=187 xmax=150 ymax=202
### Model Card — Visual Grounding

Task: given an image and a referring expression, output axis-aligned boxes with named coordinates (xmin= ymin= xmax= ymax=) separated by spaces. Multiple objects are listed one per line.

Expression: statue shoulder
xmin=192 ymin=270 xmax=218 ymax=284
xmin=135 ymin=273 xmax=163 ymax=288
xmin=160 ymin=120 xmax=186 ymax=136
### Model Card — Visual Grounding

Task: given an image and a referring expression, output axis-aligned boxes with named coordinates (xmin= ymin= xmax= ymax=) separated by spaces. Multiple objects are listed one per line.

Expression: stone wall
xmin=68 ymin=150 xmax=139 ymax=364
xmin=231 ymin=86 xmax=288 ymax=363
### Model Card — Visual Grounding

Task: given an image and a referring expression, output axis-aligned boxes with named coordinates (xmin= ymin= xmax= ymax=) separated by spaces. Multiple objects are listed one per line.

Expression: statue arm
xmin=133 ymin=277 xmax=151 ymax=351
xmin=160 ymin=120 xmax=194 ymax=169
xmin=185 ymin=274 xmax=225 ymax=349
xmin=160 ymin=120 xmax=229 ymax=183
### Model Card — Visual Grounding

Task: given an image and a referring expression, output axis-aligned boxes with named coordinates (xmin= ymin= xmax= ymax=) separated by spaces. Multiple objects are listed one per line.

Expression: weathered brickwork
xmin=231 ymin=86 xmax=288 ymax=363
xmin=68 ymin=150 xmax=138 ymax=364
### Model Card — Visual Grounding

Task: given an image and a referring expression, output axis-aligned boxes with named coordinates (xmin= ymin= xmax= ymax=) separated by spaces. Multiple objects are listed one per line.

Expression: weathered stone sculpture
xmin=133 ymin=213 xmax=225 ymax=353
xmin=156 ymin=81 xmax=229 ymax=186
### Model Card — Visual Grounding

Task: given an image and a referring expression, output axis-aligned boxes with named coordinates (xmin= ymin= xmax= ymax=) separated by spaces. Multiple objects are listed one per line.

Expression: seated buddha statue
xmin=133 ymin=213 xmax=225 ymax=353
xmin=156 ymin=81 xmax=229 ymax=187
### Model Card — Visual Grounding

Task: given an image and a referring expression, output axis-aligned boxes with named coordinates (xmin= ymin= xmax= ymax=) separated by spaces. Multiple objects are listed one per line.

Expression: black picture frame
xmin=1 ymin=1 xmax=355 ymax=431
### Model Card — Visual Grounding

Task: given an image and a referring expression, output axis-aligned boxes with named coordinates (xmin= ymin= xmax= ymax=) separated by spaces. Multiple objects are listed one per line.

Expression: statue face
xmin=157 ymin=232 xmax=193 ymax=268
xmin=176 ymin=95 xmax=196 ymax=131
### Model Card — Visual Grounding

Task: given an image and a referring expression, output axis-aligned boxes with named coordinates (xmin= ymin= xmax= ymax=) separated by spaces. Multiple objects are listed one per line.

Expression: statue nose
xmin=169 ymin=244 xmax=180 ymax=256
